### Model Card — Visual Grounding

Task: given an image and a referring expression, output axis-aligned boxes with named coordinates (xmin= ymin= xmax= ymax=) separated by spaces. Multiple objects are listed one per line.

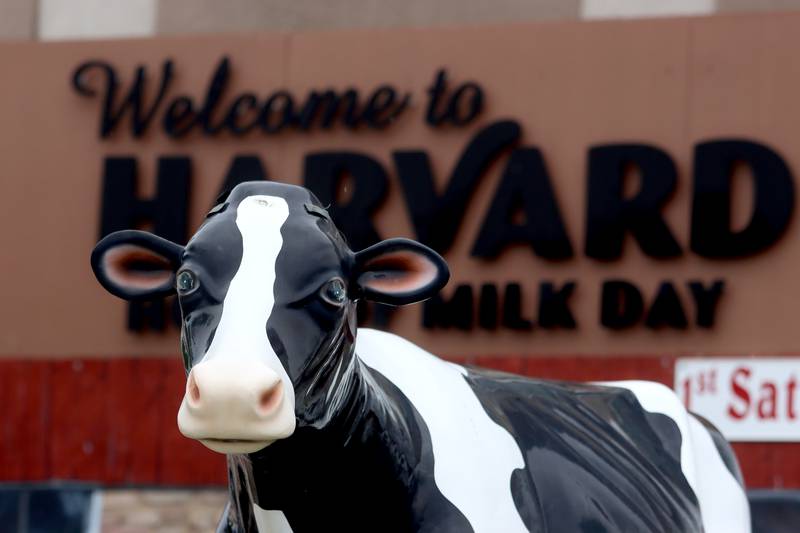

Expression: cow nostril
xmin=187 ymin=372 xmax=201 ymax=406
xmin=258 ymin=381 xmax=283 ymax=415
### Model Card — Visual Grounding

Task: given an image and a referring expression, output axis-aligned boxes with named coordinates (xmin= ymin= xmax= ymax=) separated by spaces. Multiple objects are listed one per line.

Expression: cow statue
xmin=91 ymin=182 xmax=750 ymax=533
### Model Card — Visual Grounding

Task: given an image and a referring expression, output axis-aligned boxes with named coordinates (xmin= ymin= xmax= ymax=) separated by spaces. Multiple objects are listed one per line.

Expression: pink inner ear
xmin=103 ymin=244 xmax=173 ymax=291
xmin=362 ymin=251 xmax=437 ymax=294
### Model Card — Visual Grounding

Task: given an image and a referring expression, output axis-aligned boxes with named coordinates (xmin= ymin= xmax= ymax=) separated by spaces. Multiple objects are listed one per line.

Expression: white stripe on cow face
xmin=203 ymin=195 xmax=294 ymax=403
xmin=177 ymin=195 xmax=297 ymax=453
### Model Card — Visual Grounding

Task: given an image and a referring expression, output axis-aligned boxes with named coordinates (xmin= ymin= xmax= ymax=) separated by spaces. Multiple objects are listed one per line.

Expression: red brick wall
xmin=0 ymin=356 xmax=793 ymax=488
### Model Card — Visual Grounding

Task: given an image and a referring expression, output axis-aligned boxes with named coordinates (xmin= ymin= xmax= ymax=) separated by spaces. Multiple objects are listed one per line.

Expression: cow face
xmin=91 ymin=182 xmax=449 ymax=454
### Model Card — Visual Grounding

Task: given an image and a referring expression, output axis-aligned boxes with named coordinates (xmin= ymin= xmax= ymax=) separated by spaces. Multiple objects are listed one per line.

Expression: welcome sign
xmin=2 ymin=14 xmax=800 ymax=358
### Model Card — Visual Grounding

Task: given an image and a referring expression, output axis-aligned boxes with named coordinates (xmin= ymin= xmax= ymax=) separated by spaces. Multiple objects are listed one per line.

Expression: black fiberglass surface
xmin=464 ymin=368 xmax=703 ymax=533
xmin=223 ymin=362 xmax=472 ymax=533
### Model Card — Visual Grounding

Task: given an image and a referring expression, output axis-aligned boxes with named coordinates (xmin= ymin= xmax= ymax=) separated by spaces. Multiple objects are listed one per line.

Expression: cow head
xmin=91 ymin=182 xmax=448 ymax=454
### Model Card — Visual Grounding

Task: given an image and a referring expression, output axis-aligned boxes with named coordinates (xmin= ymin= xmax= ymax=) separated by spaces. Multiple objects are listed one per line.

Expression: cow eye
xmin=176 ymin=270 xmax=198 ymax=295
xmin=320 ymin=278 xmax=347 ymax=306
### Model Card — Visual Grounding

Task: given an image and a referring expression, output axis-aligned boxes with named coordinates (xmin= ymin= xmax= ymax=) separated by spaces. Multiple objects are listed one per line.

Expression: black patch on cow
xmin=642 ymin=412 xmax=683 ymax=466
xmin=691 ymin=412 xmax=745 ymax=486
xmin=463 ymin=369 xmax=703 ymax=533
xmin=261 ymin=183 xmax=361 ymax=426
xmin=177 ymin=199 xmax=244 ymax=369
xmin=178 ymin=181 xmax=355 ymax=376
xmin=509 ymin=466 xmax=544 ymax=530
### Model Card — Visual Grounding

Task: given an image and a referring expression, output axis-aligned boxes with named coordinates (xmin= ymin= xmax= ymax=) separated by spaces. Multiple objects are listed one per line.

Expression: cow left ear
xmin=353 ymin=238 xmax=449 ymax=306
xmin=91 ymin=230 xmax=184 ymax=301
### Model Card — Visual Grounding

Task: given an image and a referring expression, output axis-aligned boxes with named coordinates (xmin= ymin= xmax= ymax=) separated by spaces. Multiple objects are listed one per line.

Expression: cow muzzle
xmin=177 ymin=358 xmax=296 ymax=454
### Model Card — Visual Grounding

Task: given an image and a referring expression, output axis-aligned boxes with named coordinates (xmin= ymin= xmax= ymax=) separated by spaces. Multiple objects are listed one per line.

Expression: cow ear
xmin=353 ymin=238 xmax=449 ymax=306
xmin=91 ymin=230 xmax=184 ymax=301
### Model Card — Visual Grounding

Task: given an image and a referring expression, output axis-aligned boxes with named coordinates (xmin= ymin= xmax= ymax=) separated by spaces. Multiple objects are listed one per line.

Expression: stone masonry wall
xmin=101 ymin=489 xmax=227 ymax=532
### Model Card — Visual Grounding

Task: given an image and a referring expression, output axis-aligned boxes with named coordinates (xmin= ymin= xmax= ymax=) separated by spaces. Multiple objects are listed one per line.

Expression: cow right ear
xmin=352 ymin=238 xmax=449 ymax=306
xmin=91 ymin=230 xmax=184 ymax=301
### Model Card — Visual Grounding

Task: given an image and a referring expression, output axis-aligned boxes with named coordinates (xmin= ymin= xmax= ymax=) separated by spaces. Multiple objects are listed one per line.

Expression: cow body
xmin=90 ymin=182 xmax=750 ymax=533
xmin=220 ymin=329 xmax=748 ymax=533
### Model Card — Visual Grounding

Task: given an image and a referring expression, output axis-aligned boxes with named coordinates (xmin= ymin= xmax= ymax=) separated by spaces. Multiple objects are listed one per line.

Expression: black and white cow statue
xmin=91 ymin=182 xmax=750 ymax=533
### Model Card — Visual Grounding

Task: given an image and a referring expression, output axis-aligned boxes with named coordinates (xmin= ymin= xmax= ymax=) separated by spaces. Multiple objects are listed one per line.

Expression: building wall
xmin=3 ymin=0 xmax=800 ymax=41
xmin=0 ymin=12 xmax=799 ymax=488
xmin=1 ymin=0 xmax=799 ymax=516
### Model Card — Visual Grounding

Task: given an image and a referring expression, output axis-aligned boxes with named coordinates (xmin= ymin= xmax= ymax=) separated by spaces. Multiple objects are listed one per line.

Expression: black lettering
xmin=601 ymin=280 xmax=644 ymax=329
xmin=538 ymin=281 xmax=577 ymax=329
xmin=296 ymin=89 xmax=359 ymax=130
xmin=361 ymin=86 xmax=410 ymax=129
xmin=503 ymin=283 xmax=533 ymax=330
xmin=586 ymin=144 xmax=682 ymax=260
xmin=423 ymin=284 xmax=474 ymax=330
xmin=257 ymin=91 xmax=296 ymax=133
xmin=100 ymin=157 xmax=191 ymax=242
xmin=691 ymin=140 xmax=794 ymax=257
xmin=223 ymin=93 xmax=259 ymax=135
xmin=394 ymin=120 xmax=521 ymax=253
xmin=216 ymin=156 xmax=269 ymax=200
xmin=163 ymin=96 xmax=195 ymax=137
xmin=128 ymin=300 xmax=167 ymax=331
xmin=478 ymin=284 xmax=499 ymax=330
xmin=425 ymin=69 xmax=449 ymax=127
xmin=72 ymin=59 xmax=173 ymax=138
xmin=645 ymin=282 xmax=688 ymax=329
xmin=196 ymin=56 xmax=230 ymax=134
xmin=472 ymin=148 xmax=572 ymax=259
xmin=688 ymin=280 xmax=725 ymax=328
xmin=304 ymin=152 xmax=388 ymax=249
xmin=447 ymin=82 xmax=483 ymax=126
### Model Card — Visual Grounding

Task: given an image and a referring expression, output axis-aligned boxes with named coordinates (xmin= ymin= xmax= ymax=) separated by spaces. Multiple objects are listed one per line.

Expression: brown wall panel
xmin=0 ymin=15 xmax=799 ymax=359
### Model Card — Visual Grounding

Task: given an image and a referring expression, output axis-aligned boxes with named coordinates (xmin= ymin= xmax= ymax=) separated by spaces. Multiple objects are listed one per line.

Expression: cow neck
xmin=232 ymin=336 xmax=424 ymax=516
xmin=308 ymin=339 xmax=423 ymax=463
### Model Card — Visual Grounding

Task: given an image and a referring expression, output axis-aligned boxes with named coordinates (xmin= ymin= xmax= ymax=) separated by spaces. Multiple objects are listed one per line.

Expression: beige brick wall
xmin=717 ymin=0 xmax=800 ymax=12
xmin=155 ymin=0 xmax=580 ymax=34
xmin=38 ymin=0 xmax=156 ymax=41
xmin=0 ymin=0 xmax=36 ymax=40
xmin=5 ymin=0 xmax=800 ymax=41
xmin=101 ymin=489 xmax=227 ymax=532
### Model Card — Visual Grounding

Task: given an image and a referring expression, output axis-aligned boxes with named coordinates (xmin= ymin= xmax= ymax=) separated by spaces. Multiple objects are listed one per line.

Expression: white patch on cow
xmin=253 ymin=504 xmax=294 ymax=533
xmin=600 ymin=380 xmax=750 ymax=533
xmin=203 ymin=195 xmax=294 ymax=408
xmin=356 ymin=328 xmax=528 ymax=533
